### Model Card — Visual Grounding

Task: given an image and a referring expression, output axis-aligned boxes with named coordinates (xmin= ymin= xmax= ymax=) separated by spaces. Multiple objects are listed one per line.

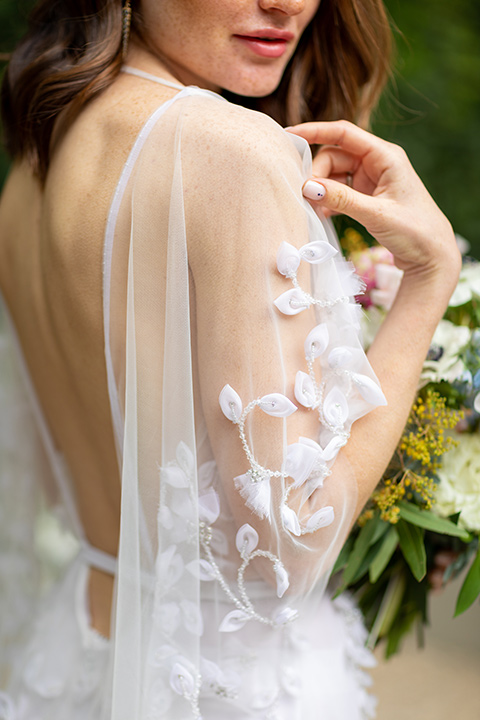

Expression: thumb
xmin=302 ymin=178 xmax=378 ymax=227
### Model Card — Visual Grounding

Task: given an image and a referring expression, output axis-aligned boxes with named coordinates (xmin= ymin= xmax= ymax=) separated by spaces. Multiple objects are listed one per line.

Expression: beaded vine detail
xmin=218 ymin=239 xmax=387 ymax=537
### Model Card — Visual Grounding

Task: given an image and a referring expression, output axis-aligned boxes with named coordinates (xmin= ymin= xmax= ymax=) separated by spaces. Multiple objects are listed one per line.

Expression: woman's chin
xmin=222 ymin=76 xmax=283 ymax=99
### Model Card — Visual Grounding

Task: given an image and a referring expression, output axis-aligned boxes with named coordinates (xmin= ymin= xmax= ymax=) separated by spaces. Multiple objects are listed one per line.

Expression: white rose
xmin=433 ymin=433 xmax=480 ymax=532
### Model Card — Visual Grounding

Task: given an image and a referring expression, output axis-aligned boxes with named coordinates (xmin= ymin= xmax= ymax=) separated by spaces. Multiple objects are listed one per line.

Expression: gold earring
xmin=122 ymin=0 xmax=132 ymax=62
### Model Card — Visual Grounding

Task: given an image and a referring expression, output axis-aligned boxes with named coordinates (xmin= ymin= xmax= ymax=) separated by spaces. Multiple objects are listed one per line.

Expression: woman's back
xmin=0 ymin=68 xmax=179 ymax=633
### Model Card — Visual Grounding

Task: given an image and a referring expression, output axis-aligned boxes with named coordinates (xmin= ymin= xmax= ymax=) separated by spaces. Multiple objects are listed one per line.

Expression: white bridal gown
xmin=0 ymin=68 xmax=385 ymax=720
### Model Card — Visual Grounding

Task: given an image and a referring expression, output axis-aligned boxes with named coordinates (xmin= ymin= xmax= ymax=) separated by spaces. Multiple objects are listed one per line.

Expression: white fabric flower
xmin=433 ymin=433 xmax=480 ymax=531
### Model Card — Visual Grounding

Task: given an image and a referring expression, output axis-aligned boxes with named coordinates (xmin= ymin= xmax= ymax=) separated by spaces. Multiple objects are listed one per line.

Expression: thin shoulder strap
xmin=121 ymin=65 xmax=185 ymax=91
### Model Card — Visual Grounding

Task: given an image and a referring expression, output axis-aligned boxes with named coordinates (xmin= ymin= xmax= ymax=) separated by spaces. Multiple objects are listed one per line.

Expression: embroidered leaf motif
xmin=284 ymin=442 xmax=320 ymax=488
xmin=274 ymin=563 xmax=290 ymax=598
xmin=198 ymin=488 xmax=220 ymax=525
xmin=273 ymin=607 xmax=298 ymax=625
xmin=299 ymin=240 xmax=337 ymax=264
xmin=306 ymin=506 xmax=335 ymax=532
xmin=294 ymin=371 xmax=316 ymax=408
xmin=351 ymin=373 xmax=387 ymax=406
xmin=186 ymin=559 xmax=217 ymax=582
xmin=328 ymin=346 xmax=354 ymax=369
xmin=170 ymin=661 xmax=196 ymax=696
xmin=158 ymin=505 xmax=174 ymax=530
xmin=176 ymin=441 xmax=195 ymax=477
xmin=181 ymin=599 xmax=204 ymax=636
xmin=219 ymin=384 xmax=243 ymax=422
xmin=235 ymin=523 xmax=259 ymax=555
xmin=304 ymin=323 xmax=329 ymax=360
xmin=321 ymin=435 xmax=347 ymax=462
xmin=157 ymin=545 xmax=184 ymax=589
xmin=234 ymin=473 xmax=271 ymax=520
xmin=281 ymin=504 xmax=301 ymax=536
xmin=259 ymin=393 xmax=297 ymax=418
xmin=323 ymin=387 xmax=349 ymax=428
xmin=160 ymin=466 xmax=190 ymax=488
xmin=276 ymin=241 xmax=301 ymax=276
xmin=274 ymin=288 xmax=310 ymax=316
xmin=219 ymin=609 xmax=251 ymax=633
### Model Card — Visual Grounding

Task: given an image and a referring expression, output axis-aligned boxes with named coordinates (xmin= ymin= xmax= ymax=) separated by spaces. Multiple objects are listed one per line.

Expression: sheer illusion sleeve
xmin=104 ymin=90 xmax=385 ymax=719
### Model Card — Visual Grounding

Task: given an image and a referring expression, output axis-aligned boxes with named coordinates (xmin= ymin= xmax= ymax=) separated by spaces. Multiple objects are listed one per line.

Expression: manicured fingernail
xmin=303 ymin=180 xmax=326 ymax=201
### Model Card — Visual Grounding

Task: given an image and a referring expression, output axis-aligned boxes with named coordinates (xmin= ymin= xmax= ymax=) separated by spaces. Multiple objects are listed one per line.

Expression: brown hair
xmin=1 ymin=0 xmax=392 ymax=183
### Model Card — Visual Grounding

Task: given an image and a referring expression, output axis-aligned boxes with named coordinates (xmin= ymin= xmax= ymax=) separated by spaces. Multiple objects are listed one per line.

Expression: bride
xmin=0 ymin=0 xmax=460 ymax=718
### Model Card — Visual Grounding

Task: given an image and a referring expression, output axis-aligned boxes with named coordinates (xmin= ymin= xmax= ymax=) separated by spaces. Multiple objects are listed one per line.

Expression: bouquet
xmin=334 ymin=227 xmax=480 ymax=657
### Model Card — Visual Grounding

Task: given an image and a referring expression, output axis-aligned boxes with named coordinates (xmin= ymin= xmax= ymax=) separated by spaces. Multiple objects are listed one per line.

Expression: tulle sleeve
xmin=104 ymin=89 xmax=385 ymax=719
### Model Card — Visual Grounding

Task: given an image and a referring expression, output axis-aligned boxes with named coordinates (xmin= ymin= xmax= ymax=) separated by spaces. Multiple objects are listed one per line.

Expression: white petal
xmin=276 ymin=241 xmax=301 ymax=276
xmin=274 ymin=288 xmax=311 ymax=315
xmin=160 ymin=465 xmax=189 ymax=488
xmin=474 ymin=393 xmax=480 ymax=414
xmin=181 ymin=599 xmax=204 ymax=636
xmin=351 ymin=373 xmax=387 ymax=406
xmin=321 ymin=435 xmax=347 ymax=462
xmin=219 ymin=384 xmax=243 ymax=422
xmin=281 ymin=504 xmax=301 ymax=536
xmin=170 ymin=661 xmax=195 ymax=696
xmin=284 ymin=442 xmax=320 ymax=487
xmin=299 ymin=436 xmax=323 ymax=452
xmin=273 ymin=607 xmax=299 ymax=626
xmin=306 ymin=506 xmax=335 ymax=532
xmin=219 ymin=609 xmax=251 ymax=633
xmin=323 ymin=387 xmax=349 ymax=427
xmin=235 ymin=523 xmax=259 ymax=555
xmin=259 ymin=393 xmax=297 ymax=417
xmin=304 ymin=324 xmax=329 ymax=360
xmin=274 ymin=563 xmax=290 ymax=598
xmin=234 ymin=473 xmax=271 ymax=520
xmin=198 ymin=488 xmax=220 ymax=525
xmin=328 ymin=346 xmax=353 ymax=369
xmin=294 ymin=371 xmax=316 ymax=408
xmin=299 ymin=240 xmax=337 ymax=264
xmin=186 ymin=559 xmax=217 ymax=581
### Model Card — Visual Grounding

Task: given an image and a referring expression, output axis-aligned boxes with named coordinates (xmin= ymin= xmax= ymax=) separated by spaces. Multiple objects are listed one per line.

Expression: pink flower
xmin=349 ymin=246 xmax=401 ymax=308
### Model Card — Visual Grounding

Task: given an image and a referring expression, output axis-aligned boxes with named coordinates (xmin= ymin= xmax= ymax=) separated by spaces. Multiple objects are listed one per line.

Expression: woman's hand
xmin=287 ymin=120 xmax=461 ymax=289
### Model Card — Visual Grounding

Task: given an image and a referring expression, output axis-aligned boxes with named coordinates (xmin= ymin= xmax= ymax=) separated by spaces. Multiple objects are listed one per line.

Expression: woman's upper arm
xmin=182 ymin=100 xmax=385 ymax=586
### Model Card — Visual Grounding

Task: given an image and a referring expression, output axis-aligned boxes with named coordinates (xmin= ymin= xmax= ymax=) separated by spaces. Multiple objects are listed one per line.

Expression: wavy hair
xmin=1 ymin=0 xmax=392 ymax=182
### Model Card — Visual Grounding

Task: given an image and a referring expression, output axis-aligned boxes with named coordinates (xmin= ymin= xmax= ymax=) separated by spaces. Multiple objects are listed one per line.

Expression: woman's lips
xmin=233 ymin=35 xmax=291 ymax=59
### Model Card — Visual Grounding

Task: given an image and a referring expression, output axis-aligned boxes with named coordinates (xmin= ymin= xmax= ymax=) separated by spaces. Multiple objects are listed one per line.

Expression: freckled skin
xmin=138 ymin=0 xmax=321 ymax=96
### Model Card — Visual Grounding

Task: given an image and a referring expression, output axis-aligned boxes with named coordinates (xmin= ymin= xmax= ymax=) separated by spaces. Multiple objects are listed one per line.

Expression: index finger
xmin=286 ymin=120 xmax=387 ymax=159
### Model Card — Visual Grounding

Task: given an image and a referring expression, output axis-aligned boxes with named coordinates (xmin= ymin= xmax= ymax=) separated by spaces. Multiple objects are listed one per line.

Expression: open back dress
xmin=0 ymin=70 xmax=384 ymax=720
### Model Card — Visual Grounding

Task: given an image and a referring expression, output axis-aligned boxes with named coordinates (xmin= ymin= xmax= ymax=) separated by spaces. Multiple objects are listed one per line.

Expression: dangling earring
xmin=122 ymin=0 xmax=132 ymax=62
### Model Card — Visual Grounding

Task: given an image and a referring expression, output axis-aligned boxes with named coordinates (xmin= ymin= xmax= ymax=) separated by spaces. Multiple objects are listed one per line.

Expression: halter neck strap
xmin=121 ymin=65 xmax=185 ymax=91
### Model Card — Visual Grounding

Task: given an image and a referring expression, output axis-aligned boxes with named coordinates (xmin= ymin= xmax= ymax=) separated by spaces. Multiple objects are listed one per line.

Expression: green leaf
xmin=335 ymin=514 xmax=382 ymax=595
xmin=367 ymin=569 xmax=407 ymax=649
xmin=396 ymin=520 xmax=427 ymax=581
xmin=370 ymin=517 xmax=390 ymax=546
xmin=369 ymin=526 xmax=399 ymax=584
xmin=385 ymin=607 xmax=419 ymax=659
xmin=455 ymin=546 xmax=480 ymax=617
xmin=398 ymin=502 xmax=471 ymax=541
xmin=332 ymin=534 xmax=354 ymax=574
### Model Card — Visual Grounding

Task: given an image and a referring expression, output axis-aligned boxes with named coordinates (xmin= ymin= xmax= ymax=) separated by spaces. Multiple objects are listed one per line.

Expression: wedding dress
xmin=0 ymin=68 xmax=386 ymax=720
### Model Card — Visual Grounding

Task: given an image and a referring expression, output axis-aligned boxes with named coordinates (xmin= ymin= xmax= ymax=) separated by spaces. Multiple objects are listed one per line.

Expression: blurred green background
xmin=1 ymin=0 xmax=479 ymax=256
